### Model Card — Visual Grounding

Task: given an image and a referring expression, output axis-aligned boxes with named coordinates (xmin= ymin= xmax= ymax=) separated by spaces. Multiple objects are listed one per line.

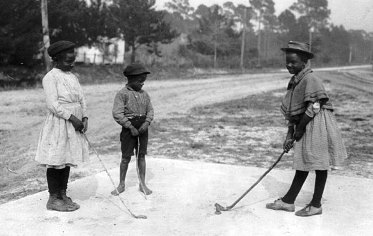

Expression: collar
xmin=126 ymin=84 xmax=143 ymax=92
xmin=287 ymin=66 xmax=312 ymax=90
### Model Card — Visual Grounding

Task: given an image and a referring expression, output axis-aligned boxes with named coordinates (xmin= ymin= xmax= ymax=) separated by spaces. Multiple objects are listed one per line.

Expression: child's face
xmin=128 ymin=74 xmax=147 ymax=91
xmin=285 ymin=52 xmax=305 ymax=75
xmin=56 ymin=49 xmax=76 ymax=71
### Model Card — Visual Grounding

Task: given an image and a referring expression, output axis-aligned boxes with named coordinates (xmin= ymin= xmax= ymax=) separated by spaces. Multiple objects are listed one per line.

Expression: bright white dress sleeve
xmin=305 ymin=102 xmax=320 ymax=118
xmin=42 ymin=74 xmax=71 ymax=120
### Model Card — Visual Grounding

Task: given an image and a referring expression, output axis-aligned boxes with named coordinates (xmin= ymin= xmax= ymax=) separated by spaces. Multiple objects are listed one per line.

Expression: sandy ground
xmin=0 ymin=158 xmax=372 ymax=236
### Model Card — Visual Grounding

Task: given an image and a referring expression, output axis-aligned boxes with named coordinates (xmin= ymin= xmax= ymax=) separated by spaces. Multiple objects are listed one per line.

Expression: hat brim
xmin=281 ymin=48 xmax=314 ymax=59
xmin=125 ymin=71 xmax=150 ymax=76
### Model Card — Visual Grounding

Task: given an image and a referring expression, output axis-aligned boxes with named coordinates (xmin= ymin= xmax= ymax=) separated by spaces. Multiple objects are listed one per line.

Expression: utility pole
xmin=41 ymin=0 xmax=51 ymax=71
xmin=256 ymin=9 xmax=261 ymax=68
xmin=349 ymin=45 xmax=353 ymax=64
xmin=213 ymin=22 xmax=218 ymax=69
xmin=240 ymin=7 xmax=247 ymax=71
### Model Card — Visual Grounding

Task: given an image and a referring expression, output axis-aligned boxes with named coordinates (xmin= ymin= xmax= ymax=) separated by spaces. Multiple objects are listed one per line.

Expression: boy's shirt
xmin=112 ymin=85 xmax=154 ymax=128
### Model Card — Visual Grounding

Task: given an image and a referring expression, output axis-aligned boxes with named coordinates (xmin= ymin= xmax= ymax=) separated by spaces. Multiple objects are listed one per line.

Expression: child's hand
xmin=294 ymin=129 xmax=305 ymax=141
xmin=82 ymin=117 xmax=88 ymax=133
xmin=138 ymin=122 xmax=150 ymax=134
xmin=283 ymin=138 xmax=294 ymax=152
xmin=69 ymin=114 xmax=84 ymax=131
xmin=129 ymin=126 xmax=139 ymax=136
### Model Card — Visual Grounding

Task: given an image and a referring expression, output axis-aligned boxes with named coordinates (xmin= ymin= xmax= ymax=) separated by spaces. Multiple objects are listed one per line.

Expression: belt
xmin=127 ymin=115 xmax=146 ymax=119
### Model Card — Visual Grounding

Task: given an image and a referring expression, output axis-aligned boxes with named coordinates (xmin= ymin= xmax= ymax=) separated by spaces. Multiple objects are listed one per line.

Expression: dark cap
xmin=48 ymin=40 xmax=75 ymax=57
xmin=123 ymin=63 xmax=150 ymax=77
xmin=281 ymin=41 xmax=314 ymax=59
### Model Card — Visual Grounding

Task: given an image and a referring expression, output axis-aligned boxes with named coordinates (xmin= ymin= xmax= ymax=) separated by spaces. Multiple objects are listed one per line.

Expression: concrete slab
xmin=1 ymin=158 xmax=372 ymax=236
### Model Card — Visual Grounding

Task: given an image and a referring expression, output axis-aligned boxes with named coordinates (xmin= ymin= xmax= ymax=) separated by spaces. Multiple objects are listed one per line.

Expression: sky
xmin=155 ymin=0 xmax=373 ymax=32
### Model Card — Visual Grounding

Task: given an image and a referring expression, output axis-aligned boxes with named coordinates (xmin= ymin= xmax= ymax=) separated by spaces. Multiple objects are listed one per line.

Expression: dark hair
xmin=297 ymin=52 xmax=310 ymax=63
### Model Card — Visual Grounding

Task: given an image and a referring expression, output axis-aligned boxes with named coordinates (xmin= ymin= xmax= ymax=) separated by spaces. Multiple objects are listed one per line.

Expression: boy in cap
xmin=111 ymin=62 xmax=154 ymax=195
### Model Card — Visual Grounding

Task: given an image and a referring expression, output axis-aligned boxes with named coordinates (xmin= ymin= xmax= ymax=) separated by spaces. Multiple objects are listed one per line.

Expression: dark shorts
xmin=120 ymin=116 xmax=148 ymax=159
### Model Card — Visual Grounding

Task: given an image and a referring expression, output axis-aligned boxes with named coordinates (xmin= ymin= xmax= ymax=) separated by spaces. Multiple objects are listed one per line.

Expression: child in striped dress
xmin=111 ymin=63 xmax=154 ymax=196
xmin=266 ymin=41 xmax=347 ymax=217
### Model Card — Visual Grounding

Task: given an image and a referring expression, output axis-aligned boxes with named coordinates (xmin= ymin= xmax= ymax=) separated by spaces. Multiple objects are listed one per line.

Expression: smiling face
xmin=127 ymin=74 xmax=147 ymax=91
xmin=285 ymin=52 xmax=307 ymax=75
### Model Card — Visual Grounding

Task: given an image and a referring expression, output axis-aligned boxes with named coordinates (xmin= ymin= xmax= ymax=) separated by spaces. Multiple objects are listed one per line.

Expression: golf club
xmin=83 ymin=134 xmax=147 ymax=219
xmin=215 ymin=143 xmax=293 ymax=215
xmin=136 ymin=136 xmax=147 ymax=200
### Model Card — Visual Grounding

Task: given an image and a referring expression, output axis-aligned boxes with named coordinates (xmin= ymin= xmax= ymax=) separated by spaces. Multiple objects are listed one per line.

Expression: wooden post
xmin=41 ymin=0 xmax=51 ymax=71
xmin=93 ymin=53 xmax=96 ymax=64
xmin=83 ymin=52 xmax=86 ymax=64
xmin=213 ymin=22 xmax=218 ymax=69
xmin=256 ymin=9 xmax=262 ymax=67
xmin=240 ymin=7 xmax=247 ymax=71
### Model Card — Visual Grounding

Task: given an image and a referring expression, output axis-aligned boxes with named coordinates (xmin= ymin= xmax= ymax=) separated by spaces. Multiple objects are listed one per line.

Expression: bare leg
xmin=138 ymin=154 xmax=152 ymax=195
xmin=111 ymin=158 xmax=129 ymax=196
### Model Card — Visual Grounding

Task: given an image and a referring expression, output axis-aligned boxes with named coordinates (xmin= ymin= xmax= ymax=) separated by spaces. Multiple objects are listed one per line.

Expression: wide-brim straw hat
xmin=281 ymin=41 xmax=314 ymax=59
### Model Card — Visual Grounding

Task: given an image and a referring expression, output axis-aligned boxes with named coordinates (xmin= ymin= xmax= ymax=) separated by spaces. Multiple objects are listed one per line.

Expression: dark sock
xmin=310 ymin=170 xmax=328 ymax=208
xmin=282 ymin=170 xmax=309 ymax=204
xmin=46 ymin=168 xmax=60 ymax=195
xmin=60 ymin=166 xmax=70 ymax=191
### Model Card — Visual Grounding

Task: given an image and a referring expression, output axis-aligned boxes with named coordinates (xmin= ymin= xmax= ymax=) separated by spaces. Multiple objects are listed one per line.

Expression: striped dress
xmin=281 ymin=68 xmax=347 ymax=171
xmin=293 ymin=103 xmax=347 ymax=171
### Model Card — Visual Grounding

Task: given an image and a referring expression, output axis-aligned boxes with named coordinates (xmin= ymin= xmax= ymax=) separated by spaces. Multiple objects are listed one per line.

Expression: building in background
xmin=75 ymin=38 xmax=125 ymax=65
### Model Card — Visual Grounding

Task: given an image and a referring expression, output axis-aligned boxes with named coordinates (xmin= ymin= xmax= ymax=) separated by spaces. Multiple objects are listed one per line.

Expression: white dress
xmin=35 ymin=68 xmax=89 ymax=168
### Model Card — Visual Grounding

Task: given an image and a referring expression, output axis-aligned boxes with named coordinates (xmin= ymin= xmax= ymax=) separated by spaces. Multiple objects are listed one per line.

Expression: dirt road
xmin=0 ymin=72 xmax=288 ymax=203
xmin=1 ymin=68 xmax=372 ymax=203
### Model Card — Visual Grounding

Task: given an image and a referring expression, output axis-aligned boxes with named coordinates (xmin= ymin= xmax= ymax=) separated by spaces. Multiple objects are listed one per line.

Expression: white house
xmin=75 ymin=38 xmax=125 ymax=65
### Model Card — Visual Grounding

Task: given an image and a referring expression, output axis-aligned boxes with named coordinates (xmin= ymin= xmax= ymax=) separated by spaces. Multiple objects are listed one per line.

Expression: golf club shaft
xmin=83 ymin=134 xmax=145 ymax=219
xmin=136 ymin=136 xmax=147 ymax=199
xmin=227 ymin=151 xmax=286 ymax=209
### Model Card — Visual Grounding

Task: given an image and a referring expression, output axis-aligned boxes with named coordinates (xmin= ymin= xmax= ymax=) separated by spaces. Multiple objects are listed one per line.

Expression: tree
xmin=191 ymin=4 xmax=234 ymax=68
xmin=250 ymin=0 xmax=275 ymax=66
xmin=278 ymin=9 xmax=297 ymax=34
xmin=82 ymin=0 xmax=118 ymax=46
xmin=290 ymin=0 xmax=330 ymax=50
xmin=222 ymin=2 xmax=255 ymax=69
xmin=0 ymin=0 xmax=41 ymax=66
xmin=318 ymin=25 xmax=349 ymax=65
xmin=164 ymin=0 xmax=198 ymax=34
xmin=110 ymin=0 xmax=178 ymax=63
xmin=47 ymin=0 xmax=90 ymax=46
xmin=165 ymin=0 xmax=194 ymax=19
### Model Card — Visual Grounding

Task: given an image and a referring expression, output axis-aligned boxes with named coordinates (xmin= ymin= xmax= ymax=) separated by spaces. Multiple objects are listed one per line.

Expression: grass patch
xmin=148 ymin=88 xmax=373 ymax=178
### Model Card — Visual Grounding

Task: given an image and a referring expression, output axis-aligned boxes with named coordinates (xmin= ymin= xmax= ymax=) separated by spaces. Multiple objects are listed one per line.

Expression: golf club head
xmin=135 ymin=215 xmax=147 ymax=219
xmin=214 ymin=203 xmax=226 ymax=215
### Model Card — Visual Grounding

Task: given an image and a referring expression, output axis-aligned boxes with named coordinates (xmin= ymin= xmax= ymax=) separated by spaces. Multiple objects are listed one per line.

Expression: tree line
xmin=0 ymin=0 xmax=372 ymax=70
xmin=165 ymin=0 xmax=373 ymax=68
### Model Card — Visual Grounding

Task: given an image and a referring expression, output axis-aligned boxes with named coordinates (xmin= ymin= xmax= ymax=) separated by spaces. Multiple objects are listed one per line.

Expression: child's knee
xmin=121 ymin=155 xmax=131 ymax=164
xmin=138 ymin=153 xmax=145 ymax=159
